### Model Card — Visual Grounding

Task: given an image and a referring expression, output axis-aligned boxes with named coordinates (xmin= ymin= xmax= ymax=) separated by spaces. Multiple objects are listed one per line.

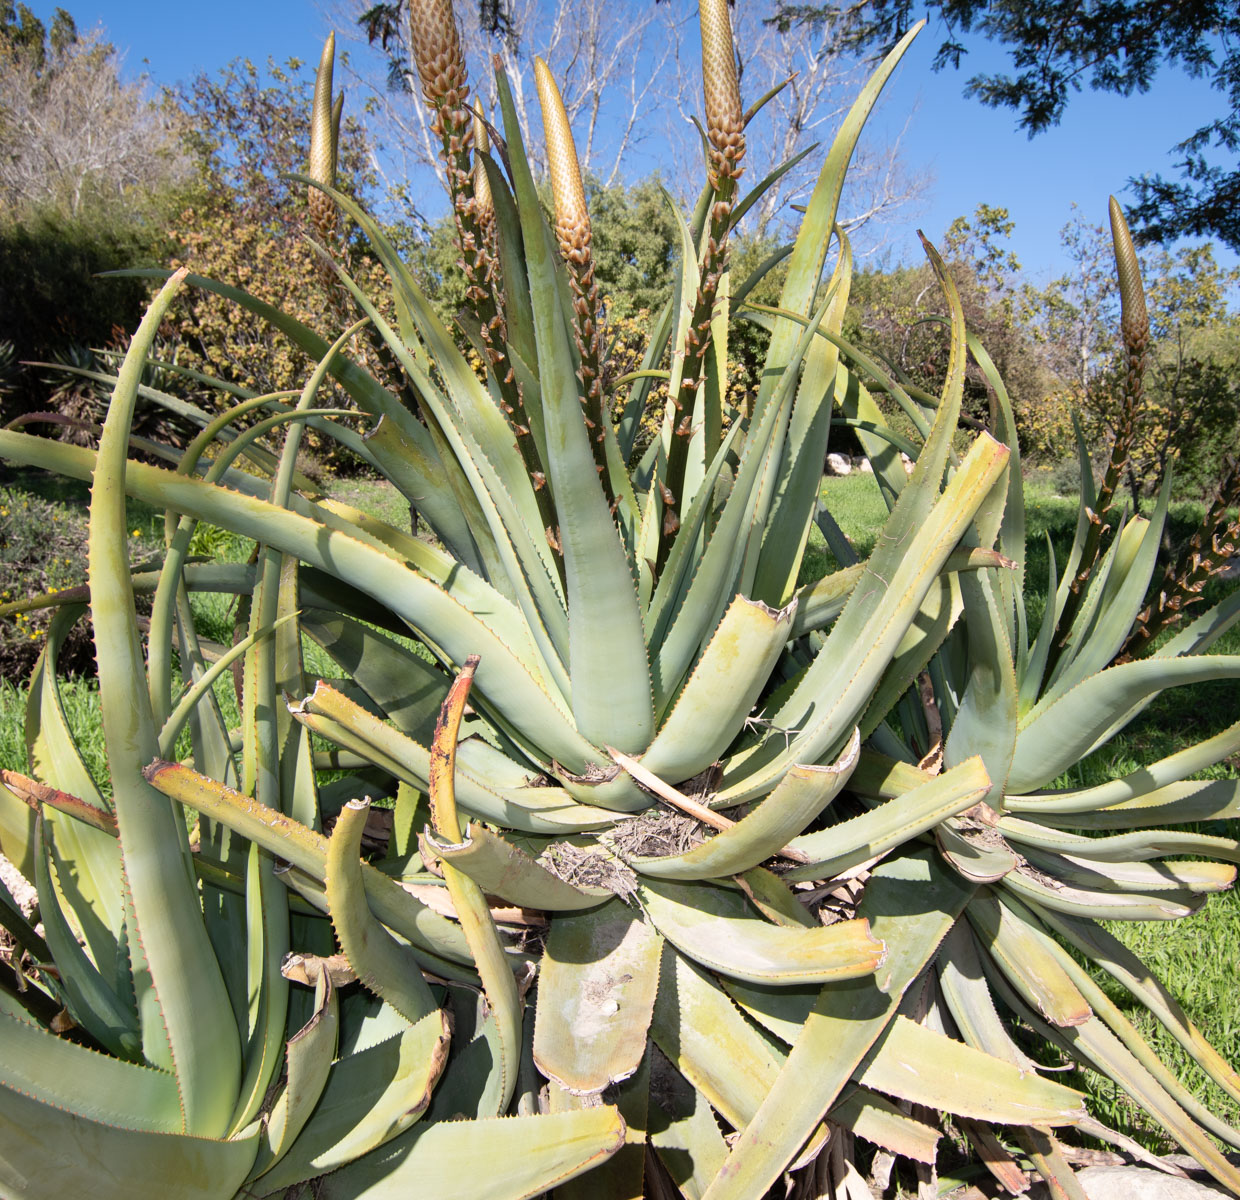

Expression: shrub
xmin=0 ymin=9 xmax=1238 ymax=1200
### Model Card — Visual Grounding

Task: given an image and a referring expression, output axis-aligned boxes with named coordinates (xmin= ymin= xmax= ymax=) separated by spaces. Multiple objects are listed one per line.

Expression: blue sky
xmin=30 ymin=0 xmax=1238 ymax=286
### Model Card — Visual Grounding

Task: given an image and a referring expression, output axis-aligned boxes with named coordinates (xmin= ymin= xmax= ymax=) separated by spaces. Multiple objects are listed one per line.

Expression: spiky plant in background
xmin=1 ymin=1 xmax=1239 ymax=1197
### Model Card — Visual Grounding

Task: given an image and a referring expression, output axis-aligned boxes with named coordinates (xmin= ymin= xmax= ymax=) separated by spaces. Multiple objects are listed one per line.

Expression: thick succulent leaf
xmin=1046 ymin=478 xmax=1171 ymax=705
xmin=427 ymin=822 xmax=612 ymax=910
xmin=34 ymin=821 xmax=141 ymax=1059
xmin=648 ymin=1044 xmax=729 ymax=1200
xmin=534 ymin=901 xmax=661 ymax=1094
xmin=831 ymin=366 xmax=910 ymax=503
xmin=981 ymin=922 xmax=1240 ymax=1194
xmin=936 ymin=922 xmax=1038 ymax=1071
xmin=651 ymin=285 xmax=836 ymax=711
xmin=0 ymin=1008 xmax=181 ymax=1132
xmin=698 ymin=847 xmax=973 ymax=1200
xmin=643 ymin=418 xmax=743 ymax=648
xmin=650 ymin=950 xmax=816 ymax=1137
xmin=943 ymin=563 xmax=1019 ymax=808
xmin=338 ymin=275 xmax=574 ymax=688
xmin=310 ymin=1107 xmax=626 ymax=1200
xmin=783 ymin=754 xmax=990 ymax=881
xmin=1019 ymin=846 xmax=1234 ymax=894
xmin=326 ymin=800 xmax=437 ymax=1025
xmin=1001 ymin=868 xmax=1207 ymax=921
xmin=117 ymin=268 xmax=479 ymax=565
xmin=1009 ymin=656 xmax=1240 ymax=793
xmin=549 ymin=1050 xmax=649 ymax=1200
xmin=736 ymin=865 xmax=819 ymax=928
xmin=1034 ymin=906 xmax=1240 ymax=1106
xmin=639 ymin=596 xmax=796 ymax=783
xmin=25 ymin=606 xmax=124 ymax=967
xmin=935 ymin=818 xmax=1020 ymax=883
xmin=498 ymin=67 xmax=654 ymax=756
xmin=1027 ymin=779 xmax=1240 ymax=829
xmin=252 ymin=1008 xmax=451 ymax=1194
xmin=630 ymin=730 xmax=859 ymax=881
xmin=143 ymin=762 xmax=477 ymax=971
xmin=858 ymin=576 xmax=962 ymax=739
xmin=857 ymin=1015 xmax=1083 ymax=1124
xmin=832 ymin=1087 xmax=940 ymax=1163
xmin=721 ymin=436 xmax=1008 ymax=803
xmin=749 ymin=23 xmax=921 ymax=429
xmin=752 ymin=240 xmax=853 ymax=607
xmin=88 ymin=270 xmax=239 ymax=1133
xmin=290 ymin=683 xmax=617 ymax=831
xmin=0 ymin=1084 xmax=261 ymax=1200
xmin=1019 ymin=533 xmax=1060 ymax=715
xmin=248 ymin=972 xmax=339 ymax=1180
xmin=967 ymin=891 xmax=1093 ymax=1027
xmin=317 ymin=184 xmax=563 ymax=605
xmin=638 ymin=877 xmax=883 ymax=985
xmin=999 ymin=816 xmax=1240 ymax=867
xmin=0 ymin=776 xmax=37 ymax=884
xmin=0 ymin=433 xmax=601 ymax=774
xmin=1037 ymin=918 xmax=1240 ymax=1150
xmin=1006 ymin=716 xmax=1240 ymax=814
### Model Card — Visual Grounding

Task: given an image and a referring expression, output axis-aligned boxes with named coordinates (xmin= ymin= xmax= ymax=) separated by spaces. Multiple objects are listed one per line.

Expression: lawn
xmin=1 ymin=463 xmax=1238 ymax=1149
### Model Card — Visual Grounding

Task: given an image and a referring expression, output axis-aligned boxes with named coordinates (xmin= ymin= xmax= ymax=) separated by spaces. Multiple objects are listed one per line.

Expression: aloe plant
xmin=1 ymin=2 xmax=1238 ymax=1197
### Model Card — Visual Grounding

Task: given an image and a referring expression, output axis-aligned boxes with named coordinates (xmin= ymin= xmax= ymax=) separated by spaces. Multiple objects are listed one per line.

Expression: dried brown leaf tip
xmin=699 ymin=0 xmax=745 ymax=188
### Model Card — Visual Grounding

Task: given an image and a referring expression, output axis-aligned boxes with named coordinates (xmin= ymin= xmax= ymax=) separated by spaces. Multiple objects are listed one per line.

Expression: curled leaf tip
xmin=142 ymin=758 xmax=176 ymax=783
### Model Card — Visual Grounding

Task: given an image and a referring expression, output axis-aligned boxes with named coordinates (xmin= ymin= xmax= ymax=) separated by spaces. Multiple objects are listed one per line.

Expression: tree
xmin=340 ymin=0 xmax=922 ymax=245
xmin=336 ymin=0 xmax=677 ymax=221
xmin=845 ymin=202 xmax=1060 ymax=450
xmin=0 ymin=5 xmax=188 ymax=218
xmin=769 ymin=0 xmax=1240 ymax=250
xmin=0 ymin=6 xmax=190 ymax=417
xmin=668 ymin=0 xmax=926 ymax=241
xmin=165 ymin=54 xmax=401 ymax=465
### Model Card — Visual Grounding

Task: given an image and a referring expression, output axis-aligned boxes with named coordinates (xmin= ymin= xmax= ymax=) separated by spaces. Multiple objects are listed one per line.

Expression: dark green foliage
xmin=412 ymin=176 xmax=679 ymax=327
xmin=0 ymin=210 xmax=170 ymax=419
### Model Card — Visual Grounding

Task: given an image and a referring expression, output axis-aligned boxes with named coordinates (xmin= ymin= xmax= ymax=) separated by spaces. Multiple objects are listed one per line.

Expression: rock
xmin=826 ymin=452 xmax=852 ymax=476
xmin=0 ymin=852 xmax=36 ymax=916
xmin=1027 ymin=1165 xmax=1231 ymax=1199
xmin=857 ymin=457 xmax=874 ymax=474
xmin=900 ymin=451 xmax=915 ymax=475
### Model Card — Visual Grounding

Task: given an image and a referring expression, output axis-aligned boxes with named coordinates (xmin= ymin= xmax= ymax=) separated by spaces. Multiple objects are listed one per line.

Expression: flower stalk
xmin=534 ymin=58 xmax=610 ymax=492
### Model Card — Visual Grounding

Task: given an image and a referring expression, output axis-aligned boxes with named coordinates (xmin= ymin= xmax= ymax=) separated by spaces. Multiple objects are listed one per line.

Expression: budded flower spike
xmin=1108 ymin=196 xmax=1149 ymax=357
xmin=408 ymin=0 xmax=470 ymax=109
xmin=699 ymin=0 xmax=745 ymax=187
xmin=534 ymin=58 xmax=591 ymax=266
xmin=330 ymin=92 xmax=344 ymax=178
xmin=309 ymin=33 xmax=339 ymax=243
xmin=472 ymin=99 xmax=494 ymax=228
